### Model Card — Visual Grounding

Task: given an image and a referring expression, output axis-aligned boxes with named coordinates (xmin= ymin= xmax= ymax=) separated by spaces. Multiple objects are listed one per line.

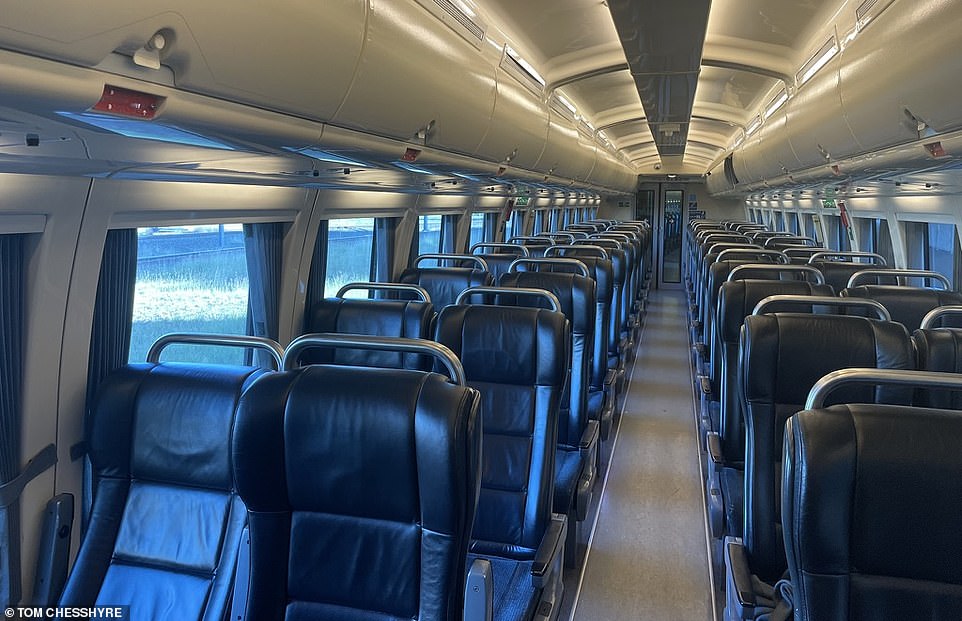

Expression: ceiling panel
xmin=706 ymin=0 xmax=837 ymax=50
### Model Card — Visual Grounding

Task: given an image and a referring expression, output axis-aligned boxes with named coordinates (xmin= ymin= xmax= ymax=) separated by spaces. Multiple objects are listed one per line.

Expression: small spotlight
xmin=25 ymin=133 xmax=39 ymax=147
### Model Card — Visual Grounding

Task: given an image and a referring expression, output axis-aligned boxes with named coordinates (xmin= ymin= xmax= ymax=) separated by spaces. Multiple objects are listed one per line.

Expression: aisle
xmin=569 ymin=290 xmax=713 ymax=621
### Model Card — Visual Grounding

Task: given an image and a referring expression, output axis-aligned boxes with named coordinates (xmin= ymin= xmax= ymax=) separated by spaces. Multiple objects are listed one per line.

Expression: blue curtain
xmin=0 ymin=234 xmax=23 ymax=608
xmin=244 ymin=223 xmax=284 ymax=367
xmin=86 ymin=229 xmax=138 ymax=404
xmin=373 ymin=217 xmax=397 ymax=284
xmin=441 ymin=214 xmax=458 ymax=253
xmin=304 ymin=220 xmax=329 ymax=329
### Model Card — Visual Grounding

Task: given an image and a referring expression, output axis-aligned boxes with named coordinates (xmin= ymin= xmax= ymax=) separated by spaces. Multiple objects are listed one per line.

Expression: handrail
xmin=715 ymin=249 xmax=788 ymax=264
xmin=707 ymin=243 xmax=762 ymax=256
xmin=335 ymin=282 xmax=432 ymax=303
xmin=751 ymin=294 xmax=891 ymax=321
xmin=414 ymin=253 xmax=490 ymax=272
xmin=508 ymin=257 xmax=591 ymax=278
xmin=509 ymin=236 xmax=552 ymax=245
xmin=283 ymin=333 xmax=465 ymax=385
xmin=455 ymin=286 xmax=562 ymax=313
xmin=538 ymin=232 xmax=576 ymax=243
xmin=920 ymin=305 xmax=962 ymax=330
xmin=147 ymin=333 xmax=285 ymax=369
xmin=545 ymin=244 xmax=610 ymax=260
xmin=808 ymin=251 xmax=886 ymax=265
xmin=846 ymin=269 xmax=951 ymax=290
xmin=470 ymin=242 xmax=530 ymax=257
xmin=727 ymin=264 xmax=825 ymax=284
xmin=806 ymin=368 xmax=962 ymax=410
xmin=783 ymin=247 xmax=823 ymax=259
xmin=763 ymin=236 xmax=816 ymax=248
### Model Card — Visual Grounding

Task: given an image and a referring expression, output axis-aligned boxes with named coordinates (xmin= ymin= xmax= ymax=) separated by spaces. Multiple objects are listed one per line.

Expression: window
xmin=823 ymin=215 xmax=852 ymax=251
xmin=469 ymin=212 xmax=486 ymax=249
xmin=418 ymin=215 xmax=443 ymax=255
xmin=857 ymin=218 xmax=896 ymax=266
xmin=129 ymin=224 xmax=249 ymax=364
xmin=803 ymin=214 xmax=821 ymax=244
xmin=905 ymin=221 xmax=959 ymax=286
xmin=327 ymin=218 xmax=375 ymax=298
xmin=788 ymin=212 xmax=800 ymax=235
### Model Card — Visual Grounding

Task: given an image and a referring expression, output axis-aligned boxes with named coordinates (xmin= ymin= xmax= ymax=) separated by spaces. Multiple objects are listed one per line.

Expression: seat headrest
xmin=435 ymin=305 xmax=569 ymax=386
xmin=742 ymin=313 xmax=913 ymax=406
xmin=304 ymin=298 xmax=435 ymax=369
xmin=498 ymin=271 xmax=595 ymax=336
xmin=842 ymin=286 xmax=962 ymax=331
xmin=88 ymin=363 xmax=265 ymax=490
xmin=398 ymin=267 xmax=493 ymax=309
xmin=717 ymin=280 xmax=835 ymax=343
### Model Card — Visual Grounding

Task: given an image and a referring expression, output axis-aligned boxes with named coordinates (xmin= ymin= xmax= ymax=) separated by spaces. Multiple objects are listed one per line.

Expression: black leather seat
xmin=547 ymin=247 xmax=618 ymax=437
xmin=808 ymin=260 xmax=891 ymax=292
xmin=59 ymin=363 xmax=266 ymax=621
xmin=912 ymin=327 xmax=962 ymax=407
xmin=303 ymin=296 xmax=435 ymax=369
xmin=398 ymin=262 xmax=493 ymax=310
xmin=499 ymin=266 xmax=600 ymax=564
xmin=706 ymin=280 xmax=833 ymax=540
xmin=232 ymin=363 xmax=482 ymax=621
xmin=841 ymin=285 xmax=962 ymax=331
xmin=784 ymin=402 xmax=962 ymax=620
xmin=435 ymin=303 xmax=569 ymax=621
xmin=736 ymin=313 xmax=913 ymax=582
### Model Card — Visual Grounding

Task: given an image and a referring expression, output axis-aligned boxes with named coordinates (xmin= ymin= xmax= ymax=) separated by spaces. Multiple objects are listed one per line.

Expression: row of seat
xmin=685 ymin=219 xmax=962 ymax=619
xmin=58 ymin=219 xmax=651 ymax=621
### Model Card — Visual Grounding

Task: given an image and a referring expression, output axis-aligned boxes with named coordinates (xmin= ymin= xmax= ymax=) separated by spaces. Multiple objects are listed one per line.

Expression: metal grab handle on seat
xmin=147 ymin=334 xmax=285 ymax=369
xmin=414 ymin=254 xmax=490 ymax=272
xmin=455 ymin=286 xmax=562 ymax=313
xmin=283 ymin=333 xmax=465 ymax=385
xmin=846 ymin=269 xmax=951 ymax=290
xmin=470 ymin=242 xmax=530 ymax=257
xmin=920 ymin=305 xmax=962 ymax=329
xmin=335 ymin=282 xmax=432 ymax=303
xmin=751 ymin=295 xmax=891 ymax=321
xmin=545 ymin=244 xmax=610 ymax=260
xmin=727 ymin=264 xmax=825 ymax=284
xmin=808 ymin=251 xmax=887 ymax=265
xmin=539 ymin=232 xmax=576 ymax=243
xmin=806 ymin=368 xmax=962 ymax=410
xmin=715 ymin=249 xmax=788 ymax=264
xmin=508 ymin=257 xmax=591 ymax=278
xmin=707 ymin=243 xmax=762 ymax=255
xmin=763 ymin=236 xmax=816 ymax=248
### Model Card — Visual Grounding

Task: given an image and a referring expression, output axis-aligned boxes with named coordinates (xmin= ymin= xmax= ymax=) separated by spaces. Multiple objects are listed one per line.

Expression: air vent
xmin=724 ymin=155 xmax=740 ymax=186
xmin=415 ymin=0 xmax=486 ymax=49
xmin=549 ymin=94 xmax=576 ymax=123
xmin=856 ymin=0 xmax=895 ymax=31
xmin=578 ymin=119 xmax=594 ymax=138
xmin=501 ymin=47 xmax=545 ymax=96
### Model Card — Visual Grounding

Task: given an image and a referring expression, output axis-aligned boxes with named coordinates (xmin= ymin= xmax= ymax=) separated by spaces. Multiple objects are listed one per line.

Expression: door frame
xmin=641 ymin=182 xmax=687 ymax=290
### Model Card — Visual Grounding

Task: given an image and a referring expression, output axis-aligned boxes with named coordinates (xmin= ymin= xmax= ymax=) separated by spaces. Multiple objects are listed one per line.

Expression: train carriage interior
xmin=3 ymin=0 xmax=962 ymax=619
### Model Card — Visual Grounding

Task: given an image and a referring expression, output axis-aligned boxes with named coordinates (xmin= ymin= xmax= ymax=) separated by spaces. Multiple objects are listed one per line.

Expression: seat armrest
xmin=725 ymin=538 xmax=756 ymax=610
xmin=579 ymin=420 xmax=600 ymax=456
xmin=706 ymin=432 xmax=725 ymax=467
xmin=531 ymin=514 xmax=567 ymax=589
xmin=698 ymin=375 xmax=712 ymax=397
xmin=693 ymin=342 xmax=708 ymax=360
xmin=463 ymin=558 xmax=493 ymax=621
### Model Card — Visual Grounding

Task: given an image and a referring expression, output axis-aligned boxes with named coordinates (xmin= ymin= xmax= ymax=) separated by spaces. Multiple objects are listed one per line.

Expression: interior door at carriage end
xmin=657 ymin=187 xmax=685 ymax=289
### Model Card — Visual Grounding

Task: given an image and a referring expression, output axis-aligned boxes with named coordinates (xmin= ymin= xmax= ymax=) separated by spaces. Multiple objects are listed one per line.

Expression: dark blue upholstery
xmin=398 ymin=266 xmax=493 ymax=310
xmin=913 ymin=327 xmax=962 ymax=407
xmin=434 ymin=304 xmax=568 ymax=560
xmin=59 ymin=363 xmax=265 ymax=621
xmin=470 ymin=254 xmax=519 ymax=283
xmin=233 ymin=364 xmax=482 ymax=621
xmin=784 ymin=404 xmax=962 ymax=620
xmin=841 ymin=285 xmax=962 ymax=331
xmin=303 ymin=297 xmax=435 ymax=369
xmin=740 ymin=313 xmax=913 ymax=582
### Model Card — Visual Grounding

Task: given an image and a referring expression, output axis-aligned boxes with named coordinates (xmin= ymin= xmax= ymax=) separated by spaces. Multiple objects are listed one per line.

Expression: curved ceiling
xmin=478 ymin=0 xmax=843 ymax=176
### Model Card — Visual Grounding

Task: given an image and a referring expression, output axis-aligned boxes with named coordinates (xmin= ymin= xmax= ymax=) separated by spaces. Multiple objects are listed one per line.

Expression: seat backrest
xmin=841 ymin=285 xmax=962 ymax=331
xmin=807 ymin=260 xmax=886 ymax=291
xmin=397 ymin=266 xmax=493 ymax=310
xmin=233 ymin=364 xmax=481 ymax=621
xmin=740 ymin=313 xmax=913 ymax=581
xmin=60 ymin=363 xmax=266 ymax=621
xmin=549 ymin=249 xmax=614 ymax=385
xmin=715 ymin=280 xmax=835 ymax=461
xmin=435 ymin=304 xmax=568 ymax=559
xmin=499 ymin=269 xmax=595 ymax=448
xmin=585 ymin=240 xmax=627 ymax=346
xmin=303 ymin=297 xmax=435 ymax=370
xmin=912 ymin=327 xmax=962 ymax=408
xmin=784 ymin=404 xmax=962 ymax=620
xmin=470 ymin=253 xmax=518 ymax=283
